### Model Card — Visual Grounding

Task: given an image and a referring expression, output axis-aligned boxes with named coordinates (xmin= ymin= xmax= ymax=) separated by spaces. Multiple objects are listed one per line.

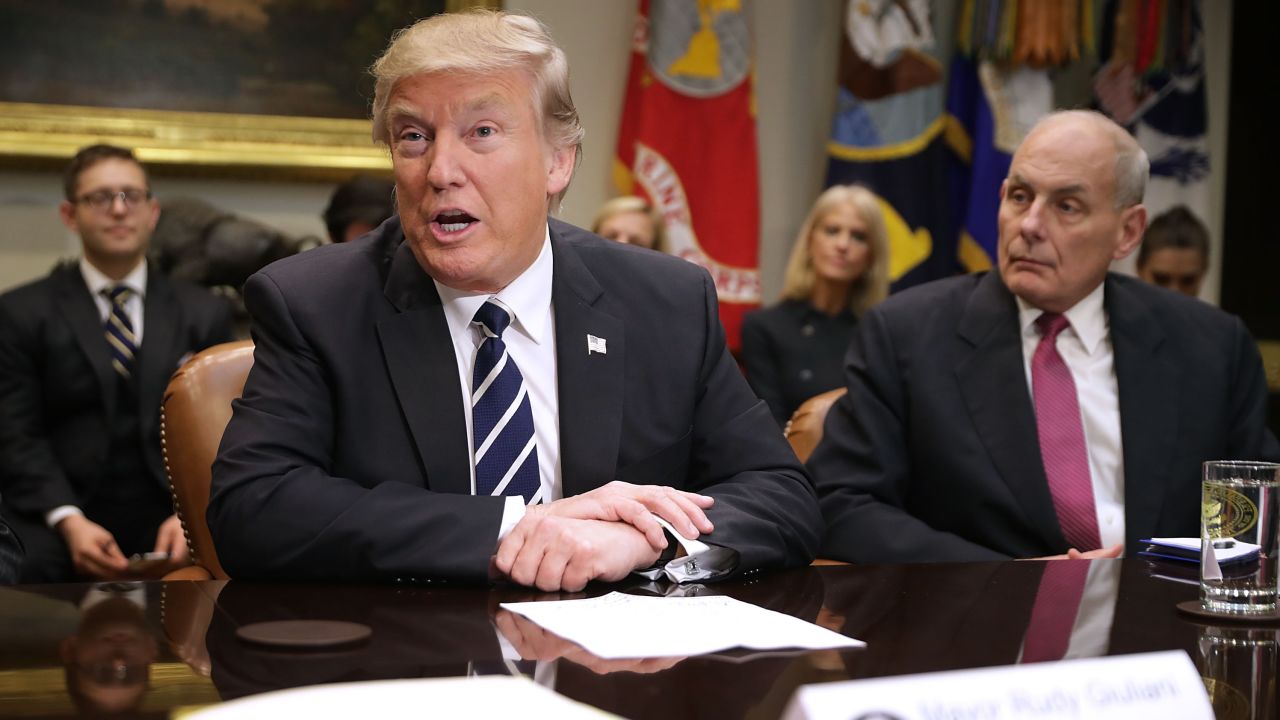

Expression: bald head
xmin=1023 ymin=111 xmax=1148 ymax=208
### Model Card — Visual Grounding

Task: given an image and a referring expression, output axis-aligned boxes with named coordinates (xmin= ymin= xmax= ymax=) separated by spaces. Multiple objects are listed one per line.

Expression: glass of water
xmin=1200 ymin=460 xmax=1280 ymax=615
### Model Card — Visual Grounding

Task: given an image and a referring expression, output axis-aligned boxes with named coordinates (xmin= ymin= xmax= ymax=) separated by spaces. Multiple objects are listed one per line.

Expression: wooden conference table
xmin=0 ymin=558 xmax=1273 ymax=719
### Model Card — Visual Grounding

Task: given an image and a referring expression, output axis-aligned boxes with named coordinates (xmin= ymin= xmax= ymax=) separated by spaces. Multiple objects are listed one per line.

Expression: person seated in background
xmin=1135 ymin=204 xmax=1210 ymax=298
xmin=0 ymin=144 xmax=233 ymax=583
xmin=810 ymin=110 xmax=1279 ymax=564
xmin=207 ymin=10 xmax=820 ymax=591
xmin=740 ymin=185 xmax=889 ymax=427
xmin=591 ymin=195 xmax=666 ymax=252
xmin=323 ymin=175 xmax=397 ymax=244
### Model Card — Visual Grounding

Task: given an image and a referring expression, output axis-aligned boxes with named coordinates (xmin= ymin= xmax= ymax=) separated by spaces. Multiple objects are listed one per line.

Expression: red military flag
xmin=613 ymin=0 xmax=760 ymax=350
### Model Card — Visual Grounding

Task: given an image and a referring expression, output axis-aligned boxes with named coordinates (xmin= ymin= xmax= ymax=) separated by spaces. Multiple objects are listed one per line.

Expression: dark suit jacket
xmin=0 ymin=511 xmax=20 ymax=585
xmin=209 ymin=217 xmax=821 ymax=582
xmin=0 ymin=261 xmax=233 ymax=517
xmin=811 ymin=271 xmax=1280 ymax=562
xmin=740 ymin=300 xmax=857 ymax=426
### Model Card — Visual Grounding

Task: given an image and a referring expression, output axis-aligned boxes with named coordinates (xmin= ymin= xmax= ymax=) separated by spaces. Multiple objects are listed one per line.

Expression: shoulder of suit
xmin=872 ymin=272 xmax=987 ymax=319
xmin=744 ymin=299 xmax=807 ymax=328
xmin=1106 ymin=272 xmax=1245 ymax=336
xmin=549 ymin=216 xmax=704 ymax=278
xmin=0 ymin=261 xmax=76 ymax=307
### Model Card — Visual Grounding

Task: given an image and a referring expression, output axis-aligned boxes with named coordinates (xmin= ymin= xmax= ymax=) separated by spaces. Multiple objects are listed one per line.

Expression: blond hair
xmin=370 ymin=9 xmax=584 ymax=207
xmin=591 ymin=196 xmax=667 ymax=253
xmin=780 ymin=185 xmax=890 ymax=315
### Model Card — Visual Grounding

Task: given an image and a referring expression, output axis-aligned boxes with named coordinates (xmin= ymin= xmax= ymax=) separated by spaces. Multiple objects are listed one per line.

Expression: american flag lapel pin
xmin=587 ymin=334 xmax=607 ymax=355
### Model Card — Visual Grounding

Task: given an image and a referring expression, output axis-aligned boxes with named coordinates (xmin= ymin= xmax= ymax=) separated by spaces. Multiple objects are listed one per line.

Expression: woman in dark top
xmin=741 ymin=185 xmax=889 ymax=426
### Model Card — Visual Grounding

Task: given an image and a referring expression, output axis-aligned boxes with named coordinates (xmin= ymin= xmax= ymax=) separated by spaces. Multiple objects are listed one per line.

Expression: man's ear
xmin=1113 ymin=204 xmax=1147 ymax=261
xmin=59 ymin=201 xmax=78 ymax=232
xmin=546 ymin=144 xmax=575 ymax=198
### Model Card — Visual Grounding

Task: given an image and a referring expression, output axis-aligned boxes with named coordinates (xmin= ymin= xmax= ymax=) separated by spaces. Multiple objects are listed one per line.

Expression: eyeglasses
xmin=75 ymin=188 xmax=151 ymax=212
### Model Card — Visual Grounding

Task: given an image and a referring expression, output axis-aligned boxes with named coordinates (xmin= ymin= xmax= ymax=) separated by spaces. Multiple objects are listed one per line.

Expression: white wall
xmin=0 ymin=1 xmax=1231 ymax=303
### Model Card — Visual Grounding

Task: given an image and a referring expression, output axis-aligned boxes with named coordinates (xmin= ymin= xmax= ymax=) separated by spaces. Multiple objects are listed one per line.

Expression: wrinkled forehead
xmin=1010 ymin=125 xmax=1117 ymax=197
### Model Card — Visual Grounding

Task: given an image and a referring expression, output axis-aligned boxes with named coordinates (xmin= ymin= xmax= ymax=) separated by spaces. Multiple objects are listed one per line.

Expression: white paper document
xmin=783 ymin=651 xmax=1214 ymax=720
xmin=186 ymin=676 xmax=616 ymax=719
xmin=499 ymin=591 xmax=863 ymax=660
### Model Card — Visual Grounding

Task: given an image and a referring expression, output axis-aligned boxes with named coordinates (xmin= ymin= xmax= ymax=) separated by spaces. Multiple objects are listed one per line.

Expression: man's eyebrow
xmin=387 ymin=102 xmax=424 ymax=126
xmin=462 ymin=93 xmax=512 ymax=116
xmin=1006 ymin=173 xmax=1087 ymax=197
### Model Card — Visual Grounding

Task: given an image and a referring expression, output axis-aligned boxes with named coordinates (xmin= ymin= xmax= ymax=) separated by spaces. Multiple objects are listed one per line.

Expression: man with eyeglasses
xmin=0 ymin=144 xmax=233 ymax=583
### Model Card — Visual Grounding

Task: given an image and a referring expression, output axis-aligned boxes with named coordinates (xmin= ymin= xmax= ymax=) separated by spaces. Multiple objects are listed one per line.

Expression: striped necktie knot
xmin=473 ymin=300 xmax=512 ymax=339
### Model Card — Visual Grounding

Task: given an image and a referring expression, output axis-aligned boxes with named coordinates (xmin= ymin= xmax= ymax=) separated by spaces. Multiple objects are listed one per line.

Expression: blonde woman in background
xmin=741 ymin=185 xmax=890 ymax=426
xmin=592 ymin=196 xmax=666 ymax=252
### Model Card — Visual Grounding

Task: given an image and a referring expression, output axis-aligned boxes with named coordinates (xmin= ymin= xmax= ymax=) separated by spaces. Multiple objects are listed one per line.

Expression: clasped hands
xmin=493 ymin=481 xmax=714 ymax=592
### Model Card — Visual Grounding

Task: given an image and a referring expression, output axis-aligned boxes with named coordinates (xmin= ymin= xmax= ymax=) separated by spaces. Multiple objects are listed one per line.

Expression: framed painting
xmin=0 ymin=0 xmax=500 ymax=180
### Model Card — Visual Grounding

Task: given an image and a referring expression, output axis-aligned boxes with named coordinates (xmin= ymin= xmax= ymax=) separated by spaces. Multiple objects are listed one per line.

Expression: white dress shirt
xmin=1017 ymin=283 xmax=1126 ymax=551
xmin=45 ymin=258 xmax=149 ymax=529
xmin=435 ymin=231 xmax=561 ymax=542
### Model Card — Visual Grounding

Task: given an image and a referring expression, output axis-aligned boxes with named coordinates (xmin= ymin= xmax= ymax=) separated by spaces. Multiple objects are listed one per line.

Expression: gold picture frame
xmin=0 ymin=0 xmax=500 ymax=181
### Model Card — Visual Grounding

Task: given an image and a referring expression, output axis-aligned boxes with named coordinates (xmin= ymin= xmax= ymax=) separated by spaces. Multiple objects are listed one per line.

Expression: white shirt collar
xmin=434 ymin=226 xmax=553 ymax=345
xmin=79 ymin=257 xmax=147 ymax=299
xmin=1016 ymin=281 xmax=1108 ymax=356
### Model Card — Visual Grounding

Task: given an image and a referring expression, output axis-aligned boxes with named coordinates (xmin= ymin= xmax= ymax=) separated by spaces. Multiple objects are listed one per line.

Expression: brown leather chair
xmin=784 ymin=388 xmax=850 ymax=566
xmin=784 ymin=388 xmax=847 ymax=464
xmin=160 ymin=340 xmax=254 ymax=580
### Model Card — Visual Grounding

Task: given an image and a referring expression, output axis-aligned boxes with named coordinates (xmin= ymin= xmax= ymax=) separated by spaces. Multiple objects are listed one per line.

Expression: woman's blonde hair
xmin=780 ymin=185 xmax=890 ymax=315
xmin=370 ymin=10 xmax=584 ymax=207
xmin=591 ymin=196 xmax=667 ymax=253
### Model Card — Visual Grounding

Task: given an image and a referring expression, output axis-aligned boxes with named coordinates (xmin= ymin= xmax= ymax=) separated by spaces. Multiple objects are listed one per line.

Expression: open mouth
xmin=433 ymin=210 xmax=478 ymax=234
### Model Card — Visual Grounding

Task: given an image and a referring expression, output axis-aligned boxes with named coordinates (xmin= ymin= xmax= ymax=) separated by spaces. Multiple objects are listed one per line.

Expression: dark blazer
xmin=811 ymin=271 xmax=1280 ymax=563
xmin=740 ymin=300 xmax=857 ymax=426
xmin=209 ymin=217 xmax=821 ymax=583
xmin=0 ymin=512 xmax=20 ymax=585
xmin=0 ymin=261 xmax=233 ymax=517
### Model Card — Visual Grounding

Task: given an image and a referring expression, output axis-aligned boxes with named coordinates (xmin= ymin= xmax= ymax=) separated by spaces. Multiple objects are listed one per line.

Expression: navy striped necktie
xmin=471 ymin=300 xmax=540 ymax=503
xmin=102 ymin=284 xmax=137 ymax=380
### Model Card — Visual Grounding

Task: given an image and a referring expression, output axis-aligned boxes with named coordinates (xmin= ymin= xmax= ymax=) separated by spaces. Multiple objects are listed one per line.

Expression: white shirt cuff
xmin=496 ymin=496 xmax=527 ymax=547
xmin=45 ymin=505 xmax=83 ymax=529
xmin=636 ymin=514 xmax=738 ymax=583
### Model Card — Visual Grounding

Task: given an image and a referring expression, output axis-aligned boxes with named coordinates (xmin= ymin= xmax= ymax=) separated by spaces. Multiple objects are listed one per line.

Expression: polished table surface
xmin=0 ymin=558 xmax=1274 ymax=719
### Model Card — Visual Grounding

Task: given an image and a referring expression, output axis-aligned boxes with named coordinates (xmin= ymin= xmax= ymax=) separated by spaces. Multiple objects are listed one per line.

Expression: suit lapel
xmin=549 ymin=222 xmax=624 ymax=498
xmin=1107 ymin=276 xmax=1176 ymax=544
xmin=954 ymin=273 xmax=1066 ymax=549
xmin=54 ymin=264 xmax=118 ymax=421
xmin=377 ymin=239 xmax=472 ymax=495
xmin=137 ymin=267 xmax=180 ymax=441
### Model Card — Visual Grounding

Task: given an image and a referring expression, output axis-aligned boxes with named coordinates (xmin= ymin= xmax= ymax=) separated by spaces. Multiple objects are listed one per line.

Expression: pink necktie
xmin=1022 ymin=560 xmax=1090 ymax=663
xmin=1032 ymin=313 xmax=1101 ymax=551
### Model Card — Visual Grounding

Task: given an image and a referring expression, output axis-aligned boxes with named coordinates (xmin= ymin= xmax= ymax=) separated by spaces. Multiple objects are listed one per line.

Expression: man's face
xmin=387 ymin=69 xmax=574 ymax=293
xmin=59 ymin=158 xmax=159 ymax=267
xmin=996 ymin=118 xmax=1146 ymax=313
xmin=1138 ymin=247 xmax=1206 ymax=297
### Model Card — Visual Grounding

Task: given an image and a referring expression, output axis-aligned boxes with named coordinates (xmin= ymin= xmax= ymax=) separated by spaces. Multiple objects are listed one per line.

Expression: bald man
xmin=812 ymin=110 xmax=1279 ymax=563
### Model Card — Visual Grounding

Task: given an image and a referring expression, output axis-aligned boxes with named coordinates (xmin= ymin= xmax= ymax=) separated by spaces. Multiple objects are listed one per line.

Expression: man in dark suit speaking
xmin=0 ymin=145 xmax=233 ymax=582
xmin=812 ymin=110 xmax=1279 ymax=563
xmin=208 ymin=10 xmax=821 ymax=590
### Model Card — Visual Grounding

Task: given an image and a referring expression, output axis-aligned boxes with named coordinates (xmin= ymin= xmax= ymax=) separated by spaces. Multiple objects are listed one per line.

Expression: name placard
xmin=783 ymin=651 xmax=1212 ymax=720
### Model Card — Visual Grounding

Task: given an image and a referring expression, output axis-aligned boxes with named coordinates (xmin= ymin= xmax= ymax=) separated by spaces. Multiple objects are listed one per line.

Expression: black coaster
xmin=236 ymin=620 xmax=373 ymax=650
xmin=1176 ymin=600 xmax=1280 ymax=625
